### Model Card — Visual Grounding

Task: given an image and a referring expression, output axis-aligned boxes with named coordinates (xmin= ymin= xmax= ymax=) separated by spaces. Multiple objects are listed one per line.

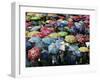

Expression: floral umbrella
xmin=28 ymin=47 xmax=41 ymax=62
xmin=76 ymin=34 xmax=89 ymax=43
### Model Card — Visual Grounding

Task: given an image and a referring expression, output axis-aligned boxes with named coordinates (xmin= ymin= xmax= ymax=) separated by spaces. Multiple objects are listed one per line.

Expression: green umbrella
xmin=48 ymin=33 xmax=59 ymax=38
xmin=58 ymin=32 xmax=68 ymax=37
xmin=31 ymin=16 xmax=41 ymax=20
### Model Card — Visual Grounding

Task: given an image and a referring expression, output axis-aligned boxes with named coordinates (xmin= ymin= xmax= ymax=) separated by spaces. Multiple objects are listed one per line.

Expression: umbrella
xmin=27 ymin=12 xmax=35 ymax=16
xmin=26 ymin=41 xmax=32 ymax=51
xmin=32 ymin=32 xmax=46 ymax=38
xmin=76 ymin=34 xmax=89 ymax=43
xmin=30 ymin=26 xmax=41 ymax=31
xmin=48 ymin=43 xmax=59 ymax=55
xmin=35 ymin=41 xmax=44 ymax=49
xmin=28 ymin=47 xmax=41 ymax=62
xmin=58 ymin=32 xmax=68 ymax=37
xmin=31 ymin=16 xmax=41 ymax=20
xmin=28 ymin=37 xmax=41 ymax=43
xmin=65 ymin=35 xmax=77 ymax=43
xmin=27 ymin=31 xmax=40 ymax=37
xmin=68 ymin=44 xmax=79 ymax=52
xmin=57 ymin=20 xmax=68 ymax=27
xmin=48 ymin=33 xmax=59 ymax=38
xmin=79 ymin=47 xmax=89 ymax=52
xmin=26 ymin=16 xmax=31 ymax=21
xmin=42 ymin=37 xmax=55 ymax=45
xmin=55 ymin=38 xmax=64 ymax=49
xmin=41 ymin=27 xmax=54 ymax=36
xmin=41 ymin=49 xmax=49 ymax=60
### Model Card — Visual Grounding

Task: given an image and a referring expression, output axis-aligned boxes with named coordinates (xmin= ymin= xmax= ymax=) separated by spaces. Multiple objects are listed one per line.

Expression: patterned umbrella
xmin=28 ymin=47 xmax=41 ymax=62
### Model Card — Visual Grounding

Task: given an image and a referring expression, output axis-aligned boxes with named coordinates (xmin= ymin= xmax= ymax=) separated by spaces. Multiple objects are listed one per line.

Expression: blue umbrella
xmin=42 ymin=37 xmax=56 ymax=45
xmin=30 ymin=26 xmax=41 ymax=31
xmin=55 ymin=38 xmax=64 ymax=49
xmin=41 ymin=49 xmax=49 ymax=60
xmin=48 ymin=43 xmax=59 ymax=55
xmin=28 ymin=37 xmax=41 ymax=43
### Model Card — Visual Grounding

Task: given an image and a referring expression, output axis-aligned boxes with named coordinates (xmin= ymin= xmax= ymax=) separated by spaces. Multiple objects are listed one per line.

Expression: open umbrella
xmin=76 ymin=34 xmax=89 ymax=43
xmin=58 ymin=32 xmax=68 ymax=37
xmin=42 ymin=37 xmax=55 ymax=45
xmin=48 ymin=33 xmax=59 ymax=38
xmin=65 ymin=35 xmax=77 ymax=43
xmin=28 ymin=47 xmax=41 ymax=62
xmin=28 ymin=37 xmax=41 ymax=43
xmin=40 ymin=27 xmax=54 ymax=36
xmin=31 ymin=16 xmax=41 ymax=21
xmin=79 ymin=47 xmax=89 ymax=53
xmin=48 ymin=43 xmax=59 ymax=55
xmin=30 ymin=26 xmax=41 ymax=31
xmin=27 ymin=31 xmax=40 ymax=38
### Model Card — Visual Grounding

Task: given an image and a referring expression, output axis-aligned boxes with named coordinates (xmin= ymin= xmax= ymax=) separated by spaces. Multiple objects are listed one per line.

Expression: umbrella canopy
xmin=42 ymin=37 xmax=55 ymax=45
xmin=30 ymin=26 xmax=41 ymax=31
xmin=28 ymin=37 xmax=41 ymax=43
xmin=48 ymin=33 xmax=59 ymax=38
xmin=76 ymin=34 xmax=89 ymax=43
xmin=65 ymin=35 xmax=77 ymax=43
xmin=58 ymin=32 xmax=68 ymax=37
xmin=40 ymin=27 xmax=54 ymax=36
xmin=27 ymin=31 xmax=40 ymax=37
xmin=79 ymin=47 xmax=89 ymax=52
xmin=31 ymin=16 xmax=41 ymax=20
xmin=48 ymin=43 xmax=59 ymax=55
xmin=28 ymin=47 xmax=41 ymax=61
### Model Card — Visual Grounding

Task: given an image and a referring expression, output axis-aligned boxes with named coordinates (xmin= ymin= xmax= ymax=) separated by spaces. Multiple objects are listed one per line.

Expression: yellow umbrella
xmin=27 ymin=31 xmax=40 ymax=37
xmin=79 ymin=47 xmax=89 ymax=52
xmin=65 ymin=35 xmax=77 ymax=43
xmin=27 ymin=12 xmax=35 ymax=16
xmin=48 ymin=33 xmax=59 ymax=38
xmin=25 ymin=31 xmax=29 ymax=36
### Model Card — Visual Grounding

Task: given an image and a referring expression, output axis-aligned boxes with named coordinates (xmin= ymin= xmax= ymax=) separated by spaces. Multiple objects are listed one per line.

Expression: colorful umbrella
xmin=28 ymin=47 xmax=41 ymax=62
